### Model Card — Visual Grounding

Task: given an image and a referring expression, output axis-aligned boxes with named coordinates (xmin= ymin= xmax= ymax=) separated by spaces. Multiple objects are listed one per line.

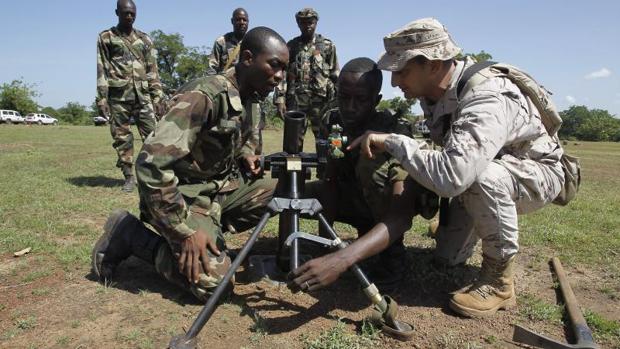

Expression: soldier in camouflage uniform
xmin=274 ymin=8 xmax=339 ymax=140
xmin=290 ymin=58 xmax=438 ymax=294
xmin=91 ymin=27 xmax=289 ymax=302
xmin=350 ymin=18 xmax=565 ymax=317
xmin=97 ymin=0 xmax=165 ymax=192
xmin=208 ymin=8 xmax=249 ymax=74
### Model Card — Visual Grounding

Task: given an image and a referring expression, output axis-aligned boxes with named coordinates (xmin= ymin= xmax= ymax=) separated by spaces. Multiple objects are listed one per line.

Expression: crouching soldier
xmin=290 ymin=57 xmax=438 ymax=293
xmin=91 ymin=27 xmax=289 ymax=301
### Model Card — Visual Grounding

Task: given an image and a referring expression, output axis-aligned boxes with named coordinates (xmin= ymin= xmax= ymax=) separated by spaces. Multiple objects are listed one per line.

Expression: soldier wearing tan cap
xmin=348 ymin=18 xmax=565 ymax=318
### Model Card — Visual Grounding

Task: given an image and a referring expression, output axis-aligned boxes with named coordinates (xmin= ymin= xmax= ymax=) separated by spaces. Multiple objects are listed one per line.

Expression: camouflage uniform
xmin=97 ymin=27 xmax=164 ymax=174
xmin=382 ymin=57 xmax=564 ymax=263
xmin=208 ymin=32 xmax=242 ymax=74
xmin=135 ymin=69 xmax=275 ymax=300
xmin=274 ymin=9 xmax=339 ymax=138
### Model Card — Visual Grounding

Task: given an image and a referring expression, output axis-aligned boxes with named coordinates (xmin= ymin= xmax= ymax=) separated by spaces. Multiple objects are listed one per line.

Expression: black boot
xmin=91 ymin=209 xmax=164 ymax=282
xmin=121 ymin=165 xmax=135 ymax=193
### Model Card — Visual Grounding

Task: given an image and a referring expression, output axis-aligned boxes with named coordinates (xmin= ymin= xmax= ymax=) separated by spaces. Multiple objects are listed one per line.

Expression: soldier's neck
xmin=117 ymin=24 xmax=133 ymax=36
xmin=427 ymin=62 xmax=456 ymax=103
xmin=300 ymin=33 xmax=314 ymax=43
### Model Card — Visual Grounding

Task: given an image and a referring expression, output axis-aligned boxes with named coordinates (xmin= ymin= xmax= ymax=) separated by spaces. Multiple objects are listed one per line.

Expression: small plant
xmin=15 ymin=316 xmax=37 ymax=330
xmin=518 ymin=294 xmax=563 ymax=323
xmin=584 ymin=309 xmax=620 ymax=341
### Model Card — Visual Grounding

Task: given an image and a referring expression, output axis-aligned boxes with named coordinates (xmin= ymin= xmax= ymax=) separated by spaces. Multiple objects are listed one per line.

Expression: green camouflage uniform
xmin=208 ymin=32 xmax=242 ymax=74
xmin=96 ymin=26 xmax=164 ymax=174
xmin=274 ymin=33 xmax=339 ymax=138
xmin=135 ymin=69 xmax=275 ymax=301
xmin=307 ymin=109 xmax=427 ymax=230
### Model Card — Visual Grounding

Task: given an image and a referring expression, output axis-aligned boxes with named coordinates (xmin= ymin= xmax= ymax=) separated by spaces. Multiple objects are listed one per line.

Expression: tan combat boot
xmin=449 ymin=254 xmax=517 ymax=317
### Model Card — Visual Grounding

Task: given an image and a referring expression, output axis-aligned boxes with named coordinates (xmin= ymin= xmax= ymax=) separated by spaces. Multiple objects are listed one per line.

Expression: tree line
xmin=1 ymin=31 xmax=617 ymax=141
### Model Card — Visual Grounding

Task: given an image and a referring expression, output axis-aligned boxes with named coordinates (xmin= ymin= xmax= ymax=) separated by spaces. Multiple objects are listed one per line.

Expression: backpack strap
xmin=456 ymin=60 xmax=497 ymax=99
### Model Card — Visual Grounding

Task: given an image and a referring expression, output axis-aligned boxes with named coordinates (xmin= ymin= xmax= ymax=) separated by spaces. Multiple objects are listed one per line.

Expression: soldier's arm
xmin=383 ymin=88 xmax=508 ymax=198
xmin=290 ymin=178 xmax=418 ymax=290
xmin=96 ymin=34 xmax=109 ymax=105
xmin=144 ymin=35 xmax=164 ymax=104
xmin=328 ymin=42 xmax=340 ymax=84
xmin=208 ymin=40 xmax=222 ymax=73
xmin=135 ymin=91 xmax=211 ymax=243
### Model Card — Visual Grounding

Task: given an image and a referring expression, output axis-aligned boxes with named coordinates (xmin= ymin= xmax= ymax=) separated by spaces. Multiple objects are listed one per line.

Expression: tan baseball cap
xmin=377 ymin=18 xmax=461 ymax=71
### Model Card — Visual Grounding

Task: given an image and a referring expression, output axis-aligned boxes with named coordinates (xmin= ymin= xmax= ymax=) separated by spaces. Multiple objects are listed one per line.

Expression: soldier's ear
xmin=240 ymin=50 xmax=254 ymax=66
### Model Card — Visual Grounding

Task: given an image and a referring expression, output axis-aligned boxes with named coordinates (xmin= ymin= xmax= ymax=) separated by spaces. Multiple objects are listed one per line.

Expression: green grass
xmin=584 ymin=309 xmax=620 ymax=342
xmin=301 ymin=318 xmax=378 ymax=349
xmin=518 ymin=293 xmax=563 ymax=323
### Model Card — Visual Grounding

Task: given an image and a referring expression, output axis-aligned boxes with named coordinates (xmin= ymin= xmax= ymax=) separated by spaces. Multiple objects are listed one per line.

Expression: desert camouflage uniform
xmin=274 ymin=34 xmax=339 ymax=138
xmin=135 ymin=69 xmax=275 ymax=300
xmin=208 ymin=32 xmax=242 ymax=74
xmin=96 ymin=26 xmax=164 ymax=173
xmin=383 ymin=58 xmax=565 ymax=264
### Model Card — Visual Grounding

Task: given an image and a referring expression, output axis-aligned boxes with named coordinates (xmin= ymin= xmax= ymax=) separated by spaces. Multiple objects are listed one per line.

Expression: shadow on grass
xmin=67 ymin=176 xmax=123 ymax=188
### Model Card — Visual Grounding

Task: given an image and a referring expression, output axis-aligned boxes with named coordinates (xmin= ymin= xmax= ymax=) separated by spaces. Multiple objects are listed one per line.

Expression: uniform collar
xmin=223 ymin=68 xmax=243 ymax=112
xmin=421 ymin=57 xmax=474 ymax=121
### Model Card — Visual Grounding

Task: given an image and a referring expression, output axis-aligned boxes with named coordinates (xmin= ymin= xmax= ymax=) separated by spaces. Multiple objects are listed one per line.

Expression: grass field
xmin=1 ymin=125 xmax=619 ymax=348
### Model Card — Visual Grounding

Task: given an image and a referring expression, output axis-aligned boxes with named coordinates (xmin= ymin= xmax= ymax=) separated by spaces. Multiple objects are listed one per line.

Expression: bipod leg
xmin=169 ymin=211 xmax=272 ymax=349
xmin=316 ymin=213 xmax=415 ymax=341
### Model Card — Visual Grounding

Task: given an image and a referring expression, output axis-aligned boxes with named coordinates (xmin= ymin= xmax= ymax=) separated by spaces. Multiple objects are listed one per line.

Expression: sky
xmin=1 ymin=0 xmax=619 ymax=116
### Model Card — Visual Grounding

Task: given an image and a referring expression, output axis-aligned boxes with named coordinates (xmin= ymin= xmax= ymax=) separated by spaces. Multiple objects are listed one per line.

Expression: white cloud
xmin=584 ymin=68 xmax=612 ymax=79
xmin=565 ymin=95 xmax=576 ymax=104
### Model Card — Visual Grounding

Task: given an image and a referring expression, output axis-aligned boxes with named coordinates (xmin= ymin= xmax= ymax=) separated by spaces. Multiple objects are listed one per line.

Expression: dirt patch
xmin=1 ymin=237 xmax=619 ymax=349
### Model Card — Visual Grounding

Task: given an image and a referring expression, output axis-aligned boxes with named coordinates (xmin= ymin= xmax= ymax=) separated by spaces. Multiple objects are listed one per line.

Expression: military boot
xmin=449 ymin=254 xmax=517 ymax=317
xmin=91 ymin=209 xmax=164 ymax=282
xmin=121 ymin=165 xmax=135 ymax=193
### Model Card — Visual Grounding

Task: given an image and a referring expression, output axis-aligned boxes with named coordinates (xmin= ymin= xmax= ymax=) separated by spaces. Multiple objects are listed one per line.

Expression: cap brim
xmin=377 ymin=51 xmax=409 ymax=72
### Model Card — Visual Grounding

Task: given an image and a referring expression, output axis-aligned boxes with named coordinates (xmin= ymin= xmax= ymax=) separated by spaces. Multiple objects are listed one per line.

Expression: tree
xmin=377 ymin=96 xmax=418 ymax=120
xmin=150 ymin=30 xmax=212 ymax=92
xmin=40 ymin=106 xmax=58 ymax=117
xmin=559 ymin=105 xmax=620 ymax=141
xmin=457 ymin=50 xmax=493 ymax=62
xmin=57 ymin=102 xmax=91 ymax=125
xmin=176 ymin=46 xmax=211 ymax=87
xmin=150 ymin=30 xmax=186 ymax=92
xmin=0 ymin=79 xmax=40 ymax=115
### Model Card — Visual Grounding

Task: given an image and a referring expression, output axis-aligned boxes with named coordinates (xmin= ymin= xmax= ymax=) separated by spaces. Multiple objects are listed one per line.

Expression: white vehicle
xmin=0 ymin=110 xmax=25 ymax=124
xmin=25 ymin=113 xmax=59 ymax=125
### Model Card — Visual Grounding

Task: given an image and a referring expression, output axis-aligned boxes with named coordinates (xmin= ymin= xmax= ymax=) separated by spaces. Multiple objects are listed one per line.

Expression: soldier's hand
xmin=275 ymin=103 xmax=286 ymax=120
xmin=288 ymin=252 xmax=350 ymax=292
xmin=178 ymin=229 xmax=221 ymax=284
xmin=242 ymin=154 xmax=262 ymax=177
xmin=347 ymin=131 xmax=390 ymax=159
xmin=97 ymin=100 xmax=111 ymax=119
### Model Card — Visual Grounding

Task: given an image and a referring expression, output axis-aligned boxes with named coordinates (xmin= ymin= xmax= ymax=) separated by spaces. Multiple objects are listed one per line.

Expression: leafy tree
xmin=457 ymin=50 xmax=493 ymax=62
xmin=150 ymin=30 xmax=212 ymax=92
xmin=40 ymin=106 xmax=58 ymax=117
xmin=57 ymin=102 xmax=91 ymax=125
xmin=559 ymin=105 xmax=620 ymax=141
xmin=176 ymin=46 xmax=211 ymax=87
xmin=0 ymin=79 xmax=40 ymax=115
xmin=377 ymin=96 xmax=417 ymax=120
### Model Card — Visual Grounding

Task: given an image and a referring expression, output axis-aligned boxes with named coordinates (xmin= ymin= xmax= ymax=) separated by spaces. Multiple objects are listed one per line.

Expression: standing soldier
xmin=96 ymin=0 xmax=165 ymax=192
xmin=274 ymin=8 xmax=339 ymax=140
xmin=208 ymin=8 xmax=249 ymax=74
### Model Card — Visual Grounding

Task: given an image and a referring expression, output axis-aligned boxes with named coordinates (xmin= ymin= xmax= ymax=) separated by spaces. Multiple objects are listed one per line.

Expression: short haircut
xmin=232 ymin=8 xmax=247 ymax=17
xmin=240 ymin=27 xmax=286 ymax=56
xmin=117 ymin=0 xmax=135 ymax=10
xmin=340 ymin=57 xmax=383 ymax=95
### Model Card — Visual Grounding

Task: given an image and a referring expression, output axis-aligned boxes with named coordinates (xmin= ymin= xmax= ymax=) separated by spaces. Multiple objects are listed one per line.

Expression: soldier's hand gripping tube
xmin=315 ymin=213 xmax=415 ymax=341
xmin=168 ymin=211 xmax=272 ymax=349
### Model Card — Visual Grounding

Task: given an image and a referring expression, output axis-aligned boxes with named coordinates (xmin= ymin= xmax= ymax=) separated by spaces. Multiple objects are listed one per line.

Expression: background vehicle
xmin=93 ymin=116 xmax=109 ymax=126
xmin=25 ymin=113 xmax=59 ymax=125
xmin=414 ymin=119 xmax=430 ymax=137
xmin=0 ymin=110 xmax=25 ymax=124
